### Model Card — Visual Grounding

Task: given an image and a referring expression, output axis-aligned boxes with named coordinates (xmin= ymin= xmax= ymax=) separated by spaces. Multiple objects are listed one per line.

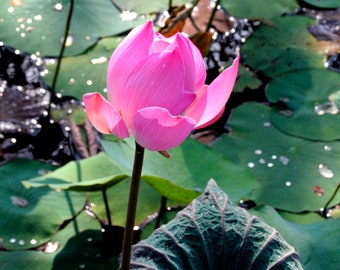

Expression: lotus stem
xmin=102 ymin=189 xmax=112 ymax=227
xmin=48 ymin=0 xmax=75 ymax=117
xmin=206 ymin=0 xmax=220 ymax=33
xmin=120 ymin=142 xmax=145 ymax=270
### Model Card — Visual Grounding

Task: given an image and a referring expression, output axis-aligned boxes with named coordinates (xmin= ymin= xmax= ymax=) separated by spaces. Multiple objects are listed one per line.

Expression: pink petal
xmin=132 ymin=107 xmax=196 ymax=151
xmin=185 ymin=54 xmax=240 ymax=129
xmin=83 ymin=93 xmax=129 ymax=138
xmin=119 ymin=50 xmax=196 ymax=126
xmin=168 ymin=33 xmax=206 ymax=91
xmin=107 ymin=21 xmax=154 ymax=109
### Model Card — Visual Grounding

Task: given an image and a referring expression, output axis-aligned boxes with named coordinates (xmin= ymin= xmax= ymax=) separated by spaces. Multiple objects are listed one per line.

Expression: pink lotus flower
xmin=83 ymin=21 xmax=239 ymax=151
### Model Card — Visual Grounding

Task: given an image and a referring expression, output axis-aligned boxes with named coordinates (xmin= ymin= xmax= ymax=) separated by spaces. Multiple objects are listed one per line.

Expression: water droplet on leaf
xmin=247 ymin=162 xmax=255 ymax=168
xmin=279 ymin=109 xmax=293 ymax=117
xmin=258 ymin=158 xmax=266 ymax=164
xmin=254 ymin=149 xmax=262 ymax=155
xmin=18 ymin=239 xmax=25 ymax=245
xmin=30 ymin=239 xmax=37 ymax=245
xmin=120 ymin=10 xmax=138 ymax=21
xmin=9 ymin=238 xmax=16 ymax=243
xmin=53 ymin=3 xmax=63 ymax=11
xmin=90 ymin=56 xmax=107 ymax=65
xmin=10 ymin=195 xmax=29 ymax=208
xmin=43 ymin=241 xmax=59 ymax=253
xmin=318 ymin=164 xmax=334 ymax=178
xmin=34 ymin=15 xmax=42 ymax=21
xmin=314 ymin=101 xmax=339 ymax=115
xmin=61 ymin=34 xmax=74 ymax=47
xmin=324 ymin=145 xmax=332 ymax=151
xmin=285 ymin=181 xmax=292 ymax=187
xmin=279 ymin=156 xmax=289 ymax=165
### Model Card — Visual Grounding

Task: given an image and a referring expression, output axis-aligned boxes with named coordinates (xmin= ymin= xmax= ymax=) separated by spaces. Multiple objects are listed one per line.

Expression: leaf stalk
xmin=120 ymin=142 xmax=145 ymax=270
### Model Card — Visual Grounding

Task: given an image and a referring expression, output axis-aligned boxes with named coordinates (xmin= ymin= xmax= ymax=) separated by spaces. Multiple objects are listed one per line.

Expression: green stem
xmin=155 ymin=196 xmax=167 ymax=229
xmin=120 ymin=142 xmax=145 ymax=270
xmin=168 ymin=0 xmax=172 ymax=12
xmin=205 ymin=0 xmax=220 ymax=33
xmin=48 ymin=0 xmax=75 ymax=117
xmin=102 ymin=189 xmax=112 ymax=226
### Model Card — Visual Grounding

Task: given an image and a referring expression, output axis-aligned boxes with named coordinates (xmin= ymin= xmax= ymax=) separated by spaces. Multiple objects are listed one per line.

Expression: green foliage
xmin=113 ymin=0 xmax=188 ymax=14
xmin=130 ymin=180 xmax=303 ymax=269
xmin=1 ymin=0 xmax=339 ymax=269
xmin=44 ymin=36 xmax=122 ymax=100
xmin=212 ymin=103 xmax=340 ymax=212
xmin=233 ymin=63 xmax=262 ymax=92
xmin=0 ymin=212 xmax=117 ymax=269
xmin=241 ymin=16 xmax=323 ymax=78
xmin=0 ymin=0 xmax=148 ymax=56
xmin=251 ymin=205 xmax=340 ymax=269
xmin=267 ymin=69 xmax=340 ymax=141
xmin=220 ymin=0 xmax=298 ymax=19
xmin=0 ymin=159 xmax=85 ymax=251
xmin=102 ymin=136 xmax=257 ymax=204
xmin=301 ymin=0 xmax=340 ymax=8
xmin=23 ymin=153 xmax=127 ymax=192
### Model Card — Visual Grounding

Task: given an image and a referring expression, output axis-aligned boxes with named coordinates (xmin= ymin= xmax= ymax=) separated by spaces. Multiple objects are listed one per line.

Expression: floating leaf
xmin=220 ymin=0 xmax=298 ymax=20
xmin=250 ymin=205 xmax=340 ymax=269
xmin=0 ymin=0 xmax=148 ymax=56
xmin=23 ymin=153 xmax=127 ymax=192
xmin=212 ymin=103 xmax=340 ymax=212
xmin=241 ymin=16 xmax=323 ymax=78
xmin=301 ymin=0 xmax=340 ymax=8
xmin=233 ymin=63 xmax=262 ymax=92
xmin=0 ymin=159 xmax=85 ymax=250
xmin=266 ymin=69 xmax=340 ymax=141
xmin=87 ymin=175 xmax=162 ymax=227
xmin=113 ymin=0 xmax=188 ymax=14
xmin=44 ymin=36 xmax=122 ymax=100
xmin=0 ymin=212 xmax=118 ymax=269
xmin=101 ymin=136 xmax=257 ymax=204
xmin=130 ymin=180 xmax=303 ymax=269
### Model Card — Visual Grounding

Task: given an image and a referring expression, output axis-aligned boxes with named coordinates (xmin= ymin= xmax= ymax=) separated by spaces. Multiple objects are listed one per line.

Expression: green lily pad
xmin=233 ymin=63 xmax=262 ymax=92
xmin=277 ymin=210 xmax=324 ymax=224
xmin=250 ymin=205 xmax=340 ymax=269
xmin=44 ymin=36 xmax=122 ymax=100
xmin=101 ymin=136 xmax=258 ymax=204
xmin=301 ymin=0 xmax=340 ymax=8
xmin=23 ymin=153 xmax=127 ymax=192
xmin=241 ymin=16 xmax=323 ymax=78
xmin=0 ymin=159 xmax=85 ymax=250
xmin=212 ymin=103 xmax=340 ymax=212
xmin=0 ymin=0 xmax=148 ymax=56
xmin=113 ymin=0 xmax=188 ymax=14
xmin=87 ymin=175 xmax=162 ymax=227
xmin=220 ymin=0 xmax=298 ymax=19
xmin=266 ymin=69 xmax=340 ymax=141
xmin=130 ymin=180 xmax=303 ymax=269
xmin=0 ymin=212 xmax=118 ymax=269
